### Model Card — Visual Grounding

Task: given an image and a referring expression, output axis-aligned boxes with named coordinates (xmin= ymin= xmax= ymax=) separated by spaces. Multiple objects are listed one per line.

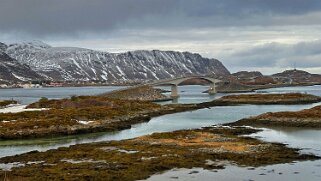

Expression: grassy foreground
xmin=0 ymin=126 xmax=318 ymax=181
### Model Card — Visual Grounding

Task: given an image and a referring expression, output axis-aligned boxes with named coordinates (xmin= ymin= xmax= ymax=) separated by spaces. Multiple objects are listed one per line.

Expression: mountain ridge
xmin=4 ymin=41 xmax=230 ymax=82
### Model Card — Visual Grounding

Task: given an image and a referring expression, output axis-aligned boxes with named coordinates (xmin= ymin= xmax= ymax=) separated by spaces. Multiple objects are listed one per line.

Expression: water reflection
xmin=143 ymin=161 xmax=321 ymax=181
xmin=143 ymin=126 xmax=321 ymax=181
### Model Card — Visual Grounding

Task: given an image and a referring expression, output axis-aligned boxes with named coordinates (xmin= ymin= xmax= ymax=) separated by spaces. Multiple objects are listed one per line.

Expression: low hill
xmin=272 ymin=69 xmax=321 ymax=84
xmin=232 ymin=71 xmax=263 ymax=79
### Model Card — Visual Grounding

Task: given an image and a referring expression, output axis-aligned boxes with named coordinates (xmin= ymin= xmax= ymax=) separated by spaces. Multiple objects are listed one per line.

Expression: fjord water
xmin=0 ymin=86 xmax=126 ymax=104
xmin=0 ymin=85 xmax=321 ymax=180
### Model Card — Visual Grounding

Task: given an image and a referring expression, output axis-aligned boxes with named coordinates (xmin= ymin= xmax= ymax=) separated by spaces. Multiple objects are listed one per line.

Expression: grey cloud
xmin=2 ymin=0 xmax=321 ymax=75
xmin=1 ymin=0 xmax=321 ymax=38
xmin=0 ymin=0 xmax=176 ymax=37
xmin=179 ymin=0 xmax=321 ymax=17
xmin=222 ymin=40 xmax=321 ymax=70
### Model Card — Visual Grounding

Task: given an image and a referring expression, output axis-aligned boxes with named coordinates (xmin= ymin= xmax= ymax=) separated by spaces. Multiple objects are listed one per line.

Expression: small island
xmin=215 ymin=93 xmax=321 ymax=105
xmin=100 ymin=85 xmax=172 ymax=102
xmin=231 ymin=105 xmax=321 ymax=128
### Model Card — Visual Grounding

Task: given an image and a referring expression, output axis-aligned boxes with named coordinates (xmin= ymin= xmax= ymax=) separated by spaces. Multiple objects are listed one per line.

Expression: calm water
xmin=0 ymin=86 xmax=126 ymax=104
xmin=262 ymin=85 xmax=321 ymax=96
xmin=156 ymin=85 xmax=219 ymax=104
xmin=144 ymin=85 xmax=321 ymax=181
xmin=0 ymin=85 xmax=321 ymax=180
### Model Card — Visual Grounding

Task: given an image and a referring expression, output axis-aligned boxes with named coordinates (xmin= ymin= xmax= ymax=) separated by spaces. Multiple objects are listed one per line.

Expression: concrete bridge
xmin=150 ymin=76 xmax=221 ymax=98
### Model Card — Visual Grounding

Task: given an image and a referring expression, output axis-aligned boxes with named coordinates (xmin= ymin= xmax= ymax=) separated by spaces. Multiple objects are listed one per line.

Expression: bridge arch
xmin=150 ymin=76 xmax=221 ymax=98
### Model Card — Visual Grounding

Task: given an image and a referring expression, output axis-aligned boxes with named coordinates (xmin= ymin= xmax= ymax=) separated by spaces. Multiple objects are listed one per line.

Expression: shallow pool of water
xmin=142 ymin=125 xmax=321 ymax=181
xmin=143 ymin=161 xmax=321 ymax=181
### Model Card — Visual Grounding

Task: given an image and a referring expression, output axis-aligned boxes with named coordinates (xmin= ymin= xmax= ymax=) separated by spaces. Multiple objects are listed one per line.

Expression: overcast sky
xmin=1 ymin=0 xmax=321 ymax=74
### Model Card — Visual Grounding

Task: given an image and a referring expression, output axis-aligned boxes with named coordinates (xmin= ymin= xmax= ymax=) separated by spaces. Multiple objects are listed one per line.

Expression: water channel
xmin=0 ymin=85 xmax=320 ymax=180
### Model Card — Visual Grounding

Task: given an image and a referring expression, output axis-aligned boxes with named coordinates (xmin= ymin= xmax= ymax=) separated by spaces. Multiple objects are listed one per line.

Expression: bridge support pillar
xmin=208 ymin=82 xmax=217 ymax=95
xmin=171 ymin=85 xmax=179 ymax=98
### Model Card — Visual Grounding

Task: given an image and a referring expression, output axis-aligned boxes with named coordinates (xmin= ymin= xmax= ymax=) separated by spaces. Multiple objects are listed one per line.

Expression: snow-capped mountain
xmin=0 ymin=46 xmax=42 ymax=83
xmin=5 ymin=41 xmax=230 ymax=82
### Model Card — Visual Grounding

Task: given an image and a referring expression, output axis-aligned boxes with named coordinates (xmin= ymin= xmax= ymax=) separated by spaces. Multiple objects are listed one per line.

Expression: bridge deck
xmin=150 ymin=76 xmax=221 ymax=86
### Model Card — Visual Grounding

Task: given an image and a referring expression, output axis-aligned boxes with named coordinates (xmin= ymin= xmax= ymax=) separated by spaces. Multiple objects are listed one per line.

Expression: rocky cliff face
xmin=0 ymin=49 xmax=42 ymax=83
xmin=5 ymin=41 xmax=230 ymax=82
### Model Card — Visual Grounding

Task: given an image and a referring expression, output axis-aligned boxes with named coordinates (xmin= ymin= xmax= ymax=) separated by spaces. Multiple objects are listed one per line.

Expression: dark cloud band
xmin=1 ymin=0 xmax=321 ymax=37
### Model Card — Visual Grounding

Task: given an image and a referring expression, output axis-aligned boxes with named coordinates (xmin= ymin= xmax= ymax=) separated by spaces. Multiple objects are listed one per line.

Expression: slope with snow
xmin=5 ymin=41 xmax=230 ymax=82
xmin=0 ymin=43 xmax=42 ymax=83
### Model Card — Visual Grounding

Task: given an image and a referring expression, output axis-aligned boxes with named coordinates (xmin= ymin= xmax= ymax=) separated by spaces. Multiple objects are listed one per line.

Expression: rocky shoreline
xmin=0 ymin=126 xmax=318 ymax=181
xmin=0 ymin=100 xmax=17 ymax=109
